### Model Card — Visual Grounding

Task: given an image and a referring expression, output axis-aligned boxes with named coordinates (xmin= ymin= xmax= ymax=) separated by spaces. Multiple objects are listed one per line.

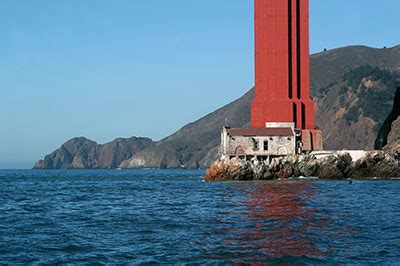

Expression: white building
xmin=221 ymin=123 xmax=300 ymax=161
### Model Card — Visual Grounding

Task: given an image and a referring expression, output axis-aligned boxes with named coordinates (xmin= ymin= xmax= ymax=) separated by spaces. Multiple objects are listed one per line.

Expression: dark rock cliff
xmin=375 ymin=87 xmax=400 ymax=150
xmin=386 ymin=118 xmax=400 ymax=153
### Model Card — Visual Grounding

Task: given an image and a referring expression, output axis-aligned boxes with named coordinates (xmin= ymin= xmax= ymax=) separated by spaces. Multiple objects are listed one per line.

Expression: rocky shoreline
xmin=204 ymin=147 xmax=400 ymax=181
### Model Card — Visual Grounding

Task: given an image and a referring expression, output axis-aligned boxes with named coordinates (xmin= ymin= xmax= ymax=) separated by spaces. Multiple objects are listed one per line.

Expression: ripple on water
xmin=0 ymin=170 xmax=399 ymax=264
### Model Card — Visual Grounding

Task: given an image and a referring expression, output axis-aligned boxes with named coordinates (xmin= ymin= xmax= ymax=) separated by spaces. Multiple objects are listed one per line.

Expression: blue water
xmin=0 ymin=169 xmax=399 ymax=264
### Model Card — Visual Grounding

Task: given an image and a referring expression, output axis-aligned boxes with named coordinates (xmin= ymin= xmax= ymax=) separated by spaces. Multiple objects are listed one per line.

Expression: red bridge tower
xmin=251 ymin=0 xmax=323 ymax=151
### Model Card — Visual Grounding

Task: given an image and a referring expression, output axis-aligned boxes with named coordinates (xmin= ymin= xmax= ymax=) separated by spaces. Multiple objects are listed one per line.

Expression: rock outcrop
xmin=205 ymin=151 xmax=400 ymax=181
xmin=33 ymin=137 xmax=155 ymax=169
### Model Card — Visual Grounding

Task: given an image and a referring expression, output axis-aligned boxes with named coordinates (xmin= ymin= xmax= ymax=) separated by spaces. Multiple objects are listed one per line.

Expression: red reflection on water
xmin=221 ymin=181 xmax=330 ymax=260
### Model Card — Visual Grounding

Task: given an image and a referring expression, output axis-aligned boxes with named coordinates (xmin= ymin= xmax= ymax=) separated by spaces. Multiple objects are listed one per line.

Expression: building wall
xmin=221 ymin=132 xmax=296 ymax=157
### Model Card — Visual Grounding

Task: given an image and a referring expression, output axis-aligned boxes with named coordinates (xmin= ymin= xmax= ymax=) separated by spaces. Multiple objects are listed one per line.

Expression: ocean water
xmin=0 ymin=169 xmax=399 ymax=264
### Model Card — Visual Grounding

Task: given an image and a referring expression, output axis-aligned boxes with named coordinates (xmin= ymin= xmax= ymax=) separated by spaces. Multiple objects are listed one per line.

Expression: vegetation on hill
xmin=34 ymin=45 xmax=400 ymax=169
xmin=315 ymin=62 xmax=399 ymax=150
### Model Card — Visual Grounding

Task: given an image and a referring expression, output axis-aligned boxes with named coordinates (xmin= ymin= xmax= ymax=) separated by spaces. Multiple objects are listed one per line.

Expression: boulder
xmin=298 ymin=155 xmax=319 ymax=177
xmin=347 ymin=151 xmax=400 ymax=179
xmin=318 ymin=153 xmax=352 ymax=179
xmin=204 ymin=158 xmax=253 ymax=182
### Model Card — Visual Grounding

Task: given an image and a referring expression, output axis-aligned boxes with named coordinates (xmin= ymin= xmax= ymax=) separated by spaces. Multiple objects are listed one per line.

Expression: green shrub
xmin=339 ymin=95 xmax=346 ymax=106
xmin=343 ymin=106 xmax=360 ymax=122
xmin=358 ymin=89 xmax=393 ymax=123
xmin=343 ymin=65 xmax=397 ymax=90
xmin=339 ymin=85 xmax=348 ymax=94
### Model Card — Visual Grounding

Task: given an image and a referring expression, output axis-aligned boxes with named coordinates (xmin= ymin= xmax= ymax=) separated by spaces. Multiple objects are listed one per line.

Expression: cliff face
xmin=33 ymin=137 xmax=154 ymax=169
xmin=375 ymin=87 xmax=400 ymax=151
xmin=34 ymin=45 xmax=400 ymax=169
xmin=387 ymin=117 xmax=400 ymax=152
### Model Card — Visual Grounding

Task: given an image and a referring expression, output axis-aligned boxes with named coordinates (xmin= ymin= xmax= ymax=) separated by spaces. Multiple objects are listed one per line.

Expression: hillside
xmin=34 ymin=45 xmax=400 ymax=169
xmin=120 ymin=90 xmax=253 ymax=169
xmin=315 ymin=65 xmax=398 ymax=150
xmin=310 ymin=45 xmax=400 ymax=95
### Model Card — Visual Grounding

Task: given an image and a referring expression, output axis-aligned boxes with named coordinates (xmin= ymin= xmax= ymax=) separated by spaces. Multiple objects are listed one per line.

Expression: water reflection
xmin=207 ymin=181 xmax=332 ymax=262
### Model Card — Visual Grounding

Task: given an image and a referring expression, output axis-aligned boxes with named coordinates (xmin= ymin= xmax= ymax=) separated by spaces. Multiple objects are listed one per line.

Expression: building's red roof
xmin=228 ymin=128 xmax=294 ymax=137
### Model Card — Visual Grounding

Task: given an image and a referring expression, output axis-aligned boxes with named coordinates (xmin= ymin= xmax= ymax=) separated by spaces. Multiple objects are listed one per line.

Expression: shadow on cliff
xmin=375 ymin=86 xmax=400 ymax=149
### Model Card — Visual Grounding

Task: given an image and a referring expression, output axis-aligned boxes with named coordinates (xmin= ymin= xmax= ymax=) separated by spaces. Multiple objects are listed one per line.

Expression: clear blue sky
xmin=0 ymin=0 xmax=399 ymax=169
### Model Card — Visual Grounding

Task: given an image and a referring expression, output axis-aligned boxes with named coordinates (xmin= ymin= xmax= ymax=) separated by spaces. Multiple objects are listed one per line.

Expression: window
xmin=252 ymin=138 xmax=259 ymax=151
xmin=263 ymin=141 xmax=269 ymax=151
